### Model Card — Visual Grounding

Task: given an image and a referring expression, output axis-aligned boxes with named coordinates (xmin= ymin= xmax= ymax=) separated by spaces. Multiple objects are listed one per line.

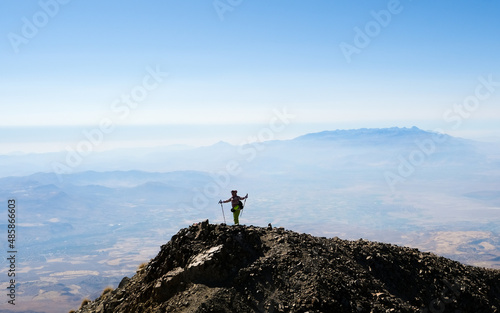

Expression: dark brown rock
xmin=72 ymin=222 xmax=500 ymax=313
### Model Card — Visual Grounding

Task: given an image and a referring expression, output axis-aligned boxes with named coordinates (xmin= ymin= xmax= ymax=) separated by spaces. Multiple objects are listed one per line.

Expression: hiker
xmin=219 ymin=190 xmax=248 ymax=225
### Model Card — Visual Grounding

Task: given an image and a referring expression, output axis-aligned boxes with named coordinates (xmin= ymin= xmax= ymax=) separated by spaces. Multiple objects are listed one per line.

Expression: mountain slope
xmin=73 ymin=222 xmax=500 ymax=313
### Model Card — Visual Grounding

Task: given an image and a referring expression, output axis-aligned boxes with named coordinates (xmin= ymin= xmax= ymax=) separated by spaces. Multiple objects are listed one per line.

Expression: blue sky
xmin=1 ymin=0 xmax=500 ymax=152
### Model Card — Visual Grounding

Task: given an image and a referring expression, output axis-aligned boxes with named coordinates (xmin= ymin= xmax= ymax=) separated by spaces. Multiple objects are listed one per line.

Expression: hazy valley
xmin=1 ymin=127 xmax=500 ymax=313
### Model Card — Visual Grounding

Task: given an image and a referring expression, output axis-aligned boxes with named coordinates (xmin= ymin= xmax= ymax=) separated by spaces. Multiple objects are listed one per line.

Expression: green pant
xmin=232 ymin=205 xmax=241 ymax=225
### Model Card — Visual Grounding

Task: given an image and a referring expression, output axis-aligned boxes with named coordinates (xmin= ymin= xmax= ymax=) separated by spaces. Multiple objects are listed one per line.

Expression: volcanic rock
xmin=72 ymin=221 xmax=500 ymax=313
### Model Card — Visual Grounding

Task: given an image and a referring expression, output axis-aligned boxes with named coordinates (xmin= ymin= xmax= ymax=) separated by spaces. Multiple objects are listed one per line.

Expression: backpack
xmin=231 ymin=199 xmax=244 ymax=212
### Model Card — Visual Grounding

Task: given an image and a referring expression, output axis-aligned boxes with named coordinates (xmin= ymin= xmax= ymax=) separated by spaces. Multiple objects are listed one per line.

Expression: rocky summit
xmin=73 ymin=221 xmax=500 ymax=313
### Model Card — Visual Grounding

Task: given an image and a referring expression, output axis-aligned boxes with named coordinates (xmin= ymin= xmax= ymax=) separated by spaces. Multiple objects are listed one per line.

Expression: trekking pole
xmin=219 ymin=201 xmax=226 ymax=224
xmin=241 ymin=195 xmax=247 ymax=217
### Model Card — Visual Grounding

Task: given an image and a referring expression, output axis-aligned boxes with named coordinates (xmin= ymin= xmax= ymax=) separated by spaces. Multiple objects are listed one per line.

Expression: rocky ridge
xmin=73 ymin=221 xmax=500 ymax=312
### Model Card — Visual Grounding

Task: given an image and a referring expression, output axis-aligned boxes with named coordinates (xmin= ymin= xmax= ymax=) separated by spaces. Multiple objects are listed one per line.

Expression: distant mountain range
xmin=0 ymin=127 xmax=485 ymax=177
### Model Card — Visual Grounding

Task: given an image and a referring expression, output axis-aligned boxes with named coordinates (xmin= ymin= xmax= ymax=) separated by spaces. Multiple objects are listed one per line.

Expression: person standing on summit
xmin=220 ymin=190 xmax=248 ymax=225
